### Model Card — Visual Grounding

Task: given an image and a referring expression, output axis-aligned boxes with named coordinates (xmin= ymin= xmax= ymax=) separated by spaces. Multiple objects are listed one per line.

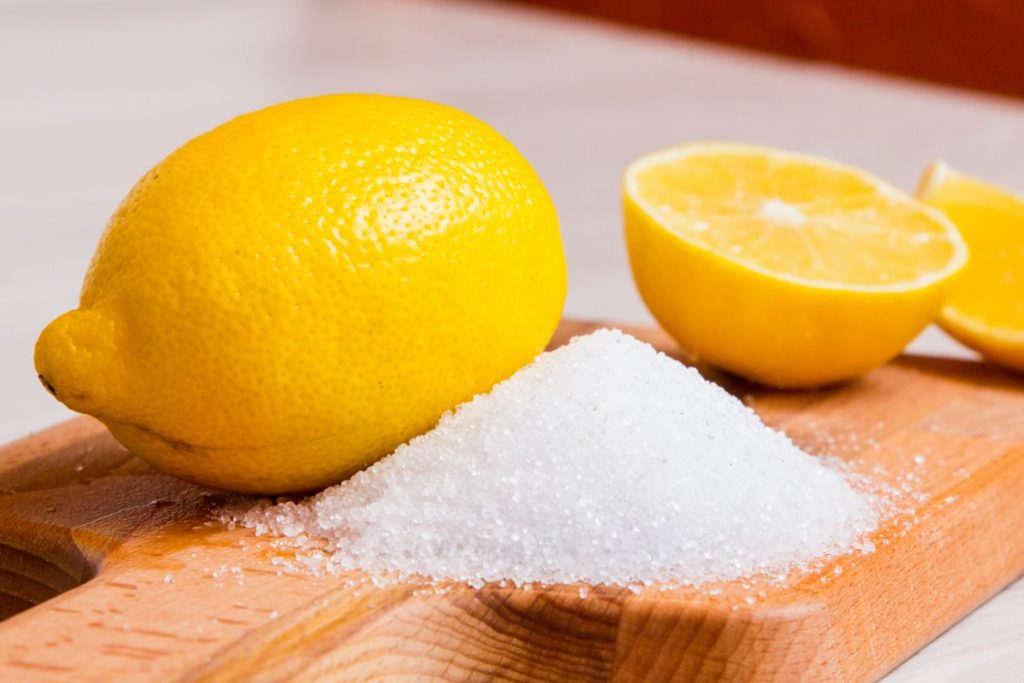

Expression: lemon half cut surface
xmin=35 ymin=95 xmax=567 ymax=494
xmin=624 ymin=143 xmax=967 ymax=387
xmin=918 ymin=162 xmax=1024 ymax=373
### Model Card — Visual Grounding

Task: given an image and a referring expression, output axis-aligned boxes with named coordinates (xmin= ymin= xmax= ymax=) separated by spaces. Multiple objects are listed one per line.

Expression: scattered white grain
xmin=232 ymin=330 xmax=878 ymax=587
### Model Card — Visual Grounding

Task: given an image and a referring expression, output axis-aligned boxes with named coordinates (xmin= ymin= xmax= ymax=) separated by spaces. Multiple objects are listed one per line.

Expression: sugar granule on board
xmin=233 ymin=330 xmax=878 ymax=586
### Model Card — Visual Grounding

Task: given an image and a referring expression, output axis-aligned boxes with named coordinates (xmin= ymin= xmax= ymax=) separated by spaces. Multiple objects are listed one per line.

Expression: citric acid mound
xmin=237 ymin=330 xmax=878 ymax=586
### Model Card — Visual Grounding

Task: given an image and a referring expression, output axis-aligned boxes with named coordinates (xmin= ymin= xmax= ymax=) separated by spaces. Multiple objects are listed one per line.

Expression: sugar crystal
xmin=236 ymin=330 xmax=877 ymax=586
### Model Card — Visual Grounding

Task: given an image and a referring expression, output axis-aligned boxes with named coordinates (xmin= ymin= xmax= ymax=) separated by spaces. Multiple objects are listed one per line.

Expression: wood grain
xmin=0 ymin=321 xmax=1022 ymax=682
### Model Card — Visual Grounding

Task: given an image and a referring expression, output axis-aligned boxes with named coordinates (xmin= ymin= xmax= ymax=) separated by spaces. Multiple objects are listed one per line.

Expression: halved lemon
xmin=918 ymin=162 xmax=1024 ymax=373
xmin=624 ymin=143 xmax=967 ymax=387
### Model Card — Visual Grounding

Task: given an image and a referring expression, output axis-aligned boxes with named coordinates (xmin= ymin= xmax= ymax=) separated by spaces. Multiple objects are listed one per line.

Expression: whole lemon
xmin=35 ymin=94 xmax=566 ymax=494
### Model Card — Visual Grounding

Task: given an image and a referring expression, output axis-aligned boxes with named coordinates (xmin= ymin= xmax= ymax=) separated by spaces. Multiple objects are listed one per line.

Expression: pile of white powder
xmin=235 ymin=330 xmax=878 ymax=586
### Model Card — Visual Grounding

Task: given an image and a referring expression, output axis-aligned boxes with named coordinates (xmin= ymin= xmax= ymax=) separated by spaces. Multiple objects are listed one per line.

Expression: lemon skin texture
xmin=625 ymin=199 xmax=957 ymax=387
xmin=35 ymin=94 xmax=567 ymax=494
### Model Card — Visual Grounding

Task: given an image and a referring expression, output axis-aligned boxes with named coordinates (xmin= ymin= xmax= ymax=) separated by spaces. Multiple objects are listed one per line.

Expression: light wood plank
xmin=0 ymin=322 xmax=1020 ymax=681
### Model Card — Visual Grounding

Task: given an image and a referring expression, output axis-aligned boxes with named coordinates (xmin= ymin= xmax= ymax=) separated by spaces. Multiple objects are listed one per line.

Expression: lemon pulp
xmin=625 ymin=142 xmax=966 ymax=387
xmin=918 ymin=162 xmax=1024 ymax=372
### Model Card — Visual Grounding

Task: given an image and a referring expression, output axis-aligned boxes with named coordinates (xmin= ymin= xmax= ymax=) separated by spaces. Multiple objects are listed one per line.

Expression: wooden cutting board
xmin=1 ymin=320 xmax=1022 ymax=682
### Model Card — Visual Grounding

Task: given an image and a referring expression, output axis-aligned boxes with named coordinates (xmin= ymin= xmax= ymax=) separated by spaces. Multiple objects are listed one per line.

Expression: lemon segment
xmin=624 ymin=143 xmax=967 ymax=388
xmin=918 ymin=162 xmax=1024 ymax=372
xmin=35 ymin=95 xmax=567 ymax=494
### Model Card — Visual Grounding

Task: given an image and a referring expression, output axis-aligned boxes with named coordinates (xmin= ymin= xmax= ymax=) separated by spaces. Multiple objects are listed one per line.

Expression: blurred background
xmin=3 ymin=0 xmax=1024 ymax=439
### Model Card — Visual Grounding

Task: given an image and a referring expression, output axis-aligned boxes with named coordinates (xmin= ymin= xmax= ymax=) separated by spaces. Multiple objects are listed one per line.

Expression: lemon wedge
xmin=918 ymin=162 xmax=1024 ymax=373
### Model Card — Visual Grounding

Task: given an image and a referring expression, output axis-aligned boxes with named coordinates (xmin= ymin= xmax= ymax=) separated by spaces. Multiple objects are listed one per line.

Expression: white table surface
xmin=1 ymin=0 xmax=1022 ymax=678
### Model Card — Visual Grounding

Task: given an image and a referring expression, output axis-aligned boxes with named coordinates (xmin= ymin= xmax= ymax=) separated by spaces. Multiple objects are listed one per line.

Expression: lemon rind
xmin=941 ymin=306 xmax=1024 ymax=345
xmin=915 ymin=159 xmax=956 ymax=199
